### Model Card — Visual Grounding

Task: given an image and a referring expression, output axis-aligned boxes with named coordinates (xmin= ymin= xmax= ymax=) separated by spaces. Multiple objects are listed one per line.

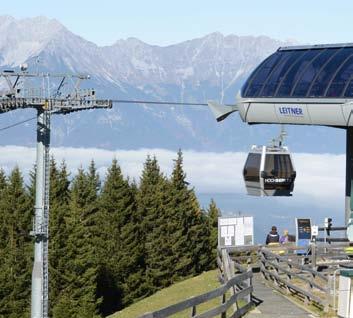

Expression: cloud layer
xmin=0 ymin=146 xmax=345 ymax=209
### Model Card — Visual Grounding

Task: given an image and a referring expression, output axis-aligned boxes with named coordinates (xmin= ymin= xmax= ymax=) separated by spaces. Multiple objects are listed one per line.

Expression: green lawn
xmin=108 ymin=270 xmax=225 ymax=318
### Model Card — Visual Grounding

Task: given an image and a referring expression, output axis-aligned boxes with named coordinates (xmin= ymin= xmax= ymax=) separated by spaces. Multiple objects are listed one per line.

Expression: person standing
xmin=279 ymin=229 xmax=289 ymax=244
xmin=266 ymin=226 xmax=280 ymax=244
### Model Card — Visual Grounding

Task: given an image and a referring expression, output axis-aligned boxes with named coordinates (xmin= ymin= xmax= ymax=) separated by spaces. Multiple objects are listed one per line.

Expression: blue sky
xmin=3 ymin=0 xmax=353 ymax=46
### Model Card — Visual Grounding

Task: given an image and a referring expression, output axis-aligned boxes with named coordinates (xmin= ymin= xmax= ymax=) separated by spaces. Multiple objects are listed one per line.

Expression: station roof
xmin=241 ymin=43 xmax=353 ymax=99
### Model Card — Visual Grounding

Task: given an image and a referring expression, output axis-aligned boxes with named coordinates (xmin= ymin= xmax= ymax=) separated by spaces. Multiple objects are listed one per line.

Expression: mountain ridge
xmin=0 ymin=15 xmax=344 ymax=154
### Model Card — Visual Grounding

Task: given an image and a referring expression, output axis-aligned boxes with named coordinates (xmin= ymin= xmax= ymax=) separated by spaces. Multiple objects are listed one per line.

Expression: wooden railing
xmin=139 ymin=249 xmax=254 ymax=318
xmin=260 ymin=247 xmax=332 ymax=312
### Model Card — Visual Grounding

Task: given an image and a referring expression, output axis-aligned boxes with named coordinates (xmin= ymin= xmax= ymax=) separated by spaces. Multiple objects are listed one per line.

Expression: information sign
xmin=218 ymin=216 xmax=254 ymax=248
xmin=295 ymin=218 xmax=312 ymax=254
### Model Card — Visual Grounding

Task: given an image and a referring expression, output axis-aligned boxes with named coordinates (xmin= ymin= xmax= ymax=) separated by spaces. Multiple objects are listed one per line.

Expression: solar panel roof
xmin=241 ymin=44 xmax=353 ymax=99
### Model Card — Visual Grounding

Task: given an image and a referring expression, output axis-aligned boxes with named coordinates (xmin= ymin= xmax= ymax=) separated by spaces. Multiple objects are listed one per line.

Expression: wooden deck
xmin=246 ymin=274 xmax=317 ymax=318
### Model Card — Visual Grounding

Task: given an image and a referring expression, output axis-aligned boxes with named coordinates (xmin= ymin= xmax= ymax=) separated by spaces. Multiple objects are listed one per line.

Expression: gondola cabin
xmin=243 ymin=145 xmax=296 ymax=196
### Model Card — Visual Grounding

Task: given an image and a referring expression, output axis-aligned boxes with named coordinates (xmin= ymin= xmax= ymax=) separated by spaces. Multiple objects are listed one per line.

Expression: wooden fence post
xmin=191 ymin=305 xmax=196 ymax=317
xmin=221 ymin=248 xmax=238 ymax=314
xmin=245 ymin=268 xmax=252 ymax=304
xmin=325 ymin=275 xmax=334 ymax=312
xmin=221 ymin=293 xmax=227 ymax=318
xmin=260 ymin=249 xmax=267 ymax=280
xmin=311 ymin=242 xmax=317 ymax=269
xmin=274 ymin=256 xmax=280 ymax=287
xmin=285 ymin=263 xmax=292 ymax=295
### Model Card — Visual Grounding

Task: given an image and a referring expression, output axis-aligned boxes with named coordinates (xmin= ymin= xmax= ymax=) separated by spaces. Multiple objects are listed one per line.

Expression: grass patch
xmin=109 ymin=270 xmax=238 ymax=318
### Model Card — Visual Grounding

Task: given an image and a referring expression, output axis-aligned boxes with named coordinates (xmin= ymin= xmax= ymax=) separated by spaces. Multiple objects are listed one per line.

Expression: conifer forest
xmin=0 ymin=150 xmax=220 ymax=318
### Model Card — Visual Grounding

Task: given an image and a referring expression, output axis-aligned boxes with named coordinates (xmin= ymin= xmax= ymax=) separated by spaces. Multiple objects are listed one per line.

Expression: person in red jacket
xmin=266 ymin=226 xmax=280 ymax=244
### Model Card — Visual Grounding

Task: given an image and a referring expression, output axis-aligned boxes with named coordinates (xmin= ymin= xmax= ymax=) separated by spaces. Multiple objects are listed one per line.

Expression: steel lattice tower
xmin=0 ymin=68 xmax=112 ymax=318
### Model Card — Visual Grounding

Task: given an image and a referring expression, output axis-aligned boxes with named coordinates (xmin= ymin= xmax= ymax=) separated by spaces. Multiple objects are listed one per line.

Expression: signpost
xmin=295 ymin=218 xmax=312 ymax=254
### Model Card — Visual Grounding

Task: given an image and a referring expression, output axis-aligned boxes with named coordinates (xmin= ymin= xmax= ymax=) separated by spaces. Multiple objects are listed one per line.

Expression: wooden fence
xmin=260 ymin=247 xmax=333 ymax=312
xmin=229 ymin=242 xmax=353 ymax=269
xmin=139 ymin=249 xmax=254 ymax=318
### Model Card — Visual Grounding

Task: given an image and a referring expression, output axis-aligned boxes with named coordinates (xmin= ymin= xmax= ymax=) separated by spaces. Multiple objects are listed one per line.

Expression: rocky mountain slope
xmin=0 ymin=16 xmax=344 ymax=153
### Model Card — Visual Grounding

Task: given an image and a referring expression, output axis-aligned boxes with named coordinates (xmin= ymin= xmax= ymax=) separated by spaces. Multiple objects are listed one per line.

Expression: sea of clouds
xmin=0 ymin=146 xmax=345 ymax=208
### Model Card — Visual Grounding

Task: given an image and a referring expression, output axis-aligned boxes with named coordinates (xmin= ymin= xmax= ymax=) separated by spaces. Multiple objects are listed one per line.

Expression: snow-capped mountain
xmin=0 ymin=16 xmax=345 ymax=153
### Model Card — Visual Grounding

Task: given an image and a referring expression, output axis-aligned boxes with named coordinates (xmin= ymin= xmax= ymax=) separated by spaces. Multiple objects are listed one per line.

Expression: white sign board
xmin=311 ymin=225 xmax=319 ymax=237
xmin=218 ymin=216 xmax=254 ymax=248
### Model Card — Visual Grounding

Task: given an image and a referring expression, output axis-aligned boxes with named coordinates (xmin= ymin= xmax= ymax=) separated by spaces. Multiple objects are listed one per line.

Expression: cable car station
xmin=210 ymin=43 xmax=353 ymax=225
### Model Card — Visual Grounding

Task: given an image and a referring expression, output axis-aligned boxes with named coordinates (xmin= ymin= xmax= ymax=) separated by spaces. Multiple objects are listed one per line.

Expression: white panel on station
xmin=308 ymin=104 xmax=345 ymax=126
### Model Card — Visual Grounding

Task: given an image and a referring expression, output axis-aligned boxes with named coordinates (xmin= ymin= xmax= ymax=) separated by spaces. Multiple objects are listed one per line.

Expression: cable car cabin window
xmin=264 ymin=154 xmax=294 ymax=178
xmin=263 ymin=154 xmax=294 ymax=191
xmin=243 ymin=153 xmax=261 ymax=182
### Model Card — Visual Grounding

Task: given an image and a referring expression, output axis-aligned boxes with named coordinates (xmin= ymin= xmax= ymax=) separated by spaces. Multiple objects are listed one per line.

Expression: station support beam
xmin=31 ymin=108 xmax=50 ymax=318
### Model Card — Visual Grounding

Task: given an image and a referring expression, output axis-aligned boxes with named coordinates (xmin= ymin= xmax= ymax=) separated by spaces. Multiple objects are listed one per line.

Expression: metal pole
xmin=311 ymin=241 xmax=316 ymax=269
xmin=346 ymin=128 xmax=353 ymax=225
xmin=31 ymin=107 xmax=50 ymax=318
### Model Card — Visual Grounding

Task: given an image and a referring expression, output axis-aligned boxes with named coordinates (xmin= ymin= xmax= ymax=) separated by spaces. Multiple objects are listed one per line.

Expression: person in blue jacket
xmin=266 ymin=226 xmax=280 ymax=244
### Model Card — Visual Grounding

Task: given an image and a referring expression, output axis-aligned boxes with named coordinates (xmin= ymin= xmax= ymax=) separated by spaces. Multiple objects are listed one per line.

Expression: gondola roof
xmin=241 ymin=43 xmax=353 ymax=99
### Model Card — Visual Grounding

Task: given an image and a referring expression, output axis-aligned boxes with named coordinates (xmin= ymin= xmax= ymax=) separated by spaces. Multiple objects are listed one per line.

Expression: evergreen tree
xmin=0 ymin=167 xmax=32 ymax=318
xmin=119 ymin=179 xmax=147 ymax=304
xmin=208 ymin=199 xmax=221 ymax=268
xmin=49 ymin=159 xmax=71 ymax=316
xmin=0 ymin=168 xmax=9 ymax=317
xmin=97 ymin=159 xmax=137 ymax=315
xmin=169 ymin=150 xmax=196 ymax=278
xmin=0 ymin=169 xmax=8 ymax=249
xmin=169 ymin=150 xmax=210 ymax=278
xmin=137 ymin=156 xmax=172 ymax=295
xmin=188 ymin=193 xmax=212 ymax=274
xmin=57 ymin=162 xmax=101 ymax=318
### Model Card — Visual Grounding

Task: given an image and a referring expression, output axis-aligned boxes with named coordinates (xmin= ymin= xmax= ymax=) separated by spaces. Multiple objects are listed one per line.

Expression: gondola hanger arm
xmin=207 ymin=100 xmax=238 ymax=122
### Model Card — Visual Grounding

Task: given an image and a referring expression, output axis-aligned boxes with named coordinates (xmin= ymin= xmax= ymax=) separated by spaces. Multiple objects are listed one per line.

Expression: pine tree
xmin=145 ymin=175 xmax=173 ymax=290
xmin=169 ymin=150 xmax=210 ymax=278
xmin=137 ymin=156 xmax=173 ymax=295
xmin=57 ymin=162 xmax=101 ymax=318
xmin=49 ymin=159 xmax=71 ymax=316
xmin=97 ymin=159 xmax=137 ymax=315
xmin=0 ymin=169 xmax=9 ymax=317
xmin=208 ymin=199 xmax=221 ymax=268
xmin=119 ymin=179 xmax=147 ymax=304
xmin=188 ymin=193 xmax=212 ymax=274
xmin=168 ymin=150 xmax=195 ymax=278
xmin=0 ymin=169 xmax=8 ymax=249
xmin=0 ymin=167 xmax=32 ymax=318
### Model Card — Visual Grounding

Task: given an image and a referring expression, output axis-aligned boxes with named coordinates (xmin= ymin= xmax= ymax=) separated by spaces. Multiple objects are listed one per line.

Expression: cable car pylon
xmin=0 ymin=67 xmax=112 ymax=318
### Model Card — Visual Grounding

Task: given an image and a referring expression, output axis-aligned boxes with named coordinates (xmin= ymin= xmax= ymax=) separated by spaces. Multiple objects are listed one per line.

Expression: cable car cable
xmin=0 ymin=99 xmax=235 ymax=132
xmin=0 ymin=116 xmax=37 ymax=132
xmin=110 ymin=99 xmax=236 ymax=107
xmin=111 ymin=99 xmax=209 ymax=106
